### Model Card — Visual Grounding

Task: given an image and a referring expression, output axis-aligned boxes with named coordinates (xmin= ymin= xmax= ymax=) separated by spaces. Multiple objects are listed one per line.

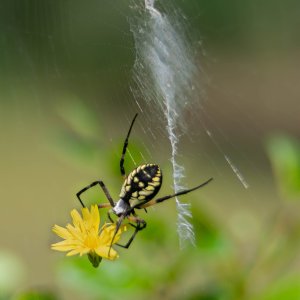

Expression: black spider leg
xmin=105 ymin=207 xmax=146 ymax=250
xmin=108 ymin=214 xmax=126 ymax=257
xmin=76 ymin=180 xmax=115 ymax=208
xmin=116 ymin=220 xmax=147 ymax=249
xmin=140 ymin=177 xmax=213 ymax=208
xmin=114 ymin=178 xmax=213 ymax=250
xmin=107 ymin=209 xmax=143 ymax=254
xmin=106 ymin=209 xmax=114 ymax=222
xmin=120 ymin=113 xmax=138 ymax=178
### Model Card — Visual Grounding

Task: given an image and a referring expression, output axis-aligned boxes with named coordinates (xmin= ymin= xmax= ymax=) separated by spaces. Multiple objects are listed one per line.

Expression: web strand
xmin=131 ymin=0 xmax=200 ymax=247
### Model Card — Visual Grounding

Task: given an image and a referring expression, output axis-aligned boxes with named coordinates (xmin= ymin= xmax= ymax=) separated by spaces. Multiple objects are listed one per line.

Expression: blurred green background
xmin=1 ymin=1 xmax=300 ymax=299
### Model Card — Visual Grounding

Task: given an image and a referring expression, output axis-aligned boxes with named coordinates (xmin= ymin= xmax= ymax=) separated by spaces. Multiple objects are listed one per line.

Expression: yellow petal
xmin=66 ymin=224 xmax=84 ymax=241
xmin=51 ymin=242 xmax=76 ymax=252
xmin=51 ymin=239 xmax=80 ymax=249
xmin=52 ymin=225 xmax=72 ymax=239
xmin=82 ymin=207 xmax=91 ymax=222
xmin=100 ymin=223 xmax=127 ymax=245
xmin=95 ymin=246 xmax=118 ymax=260
xmin=90 ymin=205 xmax=100 ymax=230
xmin=71 ymin=209 xmax=85 ymax=231
xmin=79 ymin=248 xmax=90 ymax=256
xmin=82 ymin=207 xmax=94 ymax=232
xmin=66 ymin=248 xmax=83 ymax=256
xmin=81 ymin=206 xmax=100 ymax=236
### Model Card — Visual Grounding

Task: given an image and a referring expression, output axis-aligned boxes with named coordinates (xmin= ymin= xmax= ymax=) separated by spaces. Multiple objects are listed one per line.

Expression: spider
xmin=76 ymin=114 xmax=213 ymax=250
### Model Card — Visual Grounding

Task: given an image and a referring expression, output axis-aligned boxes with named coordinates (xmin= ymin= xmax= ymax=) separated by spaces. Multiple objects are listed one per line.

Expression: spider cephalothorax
xmin=76 ymin=114 xmax=212 ymax=250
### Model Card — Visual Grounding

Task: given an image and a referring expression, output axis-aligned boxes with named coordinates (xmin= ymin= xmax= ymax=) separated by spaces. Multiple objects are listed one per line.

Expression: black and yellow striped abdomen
xmin=119 ymin=164 xmax=162 ymax=207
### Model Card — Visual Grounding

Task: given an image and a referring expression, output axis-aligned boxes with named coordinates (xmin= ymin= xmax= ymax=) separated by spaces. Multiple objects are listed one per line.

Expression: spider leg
xmin=120 ymin=113 xmax=138 ymax=178
xmin=140 ymin=177 xmax=213 ymax=208
xmin=115 ymin=216 xmax=146 ymax=249
xmin=76 ymin=180 xmax=115 ymax=208
xmin=107 ymin=209 xmax=115 ymax=223
xmin=98 ymin=203 xmax=112 ymax=208
xmin=108 ymin=214 xmax=126 ymax=257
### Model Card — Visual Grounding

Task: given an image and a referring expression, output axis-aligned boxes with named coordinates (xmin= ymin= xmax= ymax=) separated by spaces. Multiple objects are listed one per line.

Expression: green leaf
xmin=87 ymin=252 xmax=102 ymax=268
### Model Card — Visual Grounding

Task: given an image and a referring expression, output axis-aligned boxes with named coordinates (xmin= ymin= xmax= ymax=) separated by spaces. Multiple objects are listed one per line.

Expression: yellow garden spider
xmin=76 ymin=114 xmax=213 ymax=250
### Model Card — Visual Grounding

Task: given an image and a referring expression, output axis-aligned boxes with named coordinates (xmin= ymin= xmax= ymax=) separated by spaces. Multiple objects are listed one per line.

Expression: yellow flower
xmin=51 ymin=205 xmax=126 ymax=267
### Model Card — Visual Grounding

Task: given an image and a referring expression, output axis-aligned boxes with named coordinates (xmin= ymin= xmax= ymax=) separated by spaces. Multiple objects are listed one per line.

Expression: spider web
xmin=130 ymin=0 xmax=203 ymax=247
xmin=0 ymin=0 xmax=251 ymax=245
xmin=129 ymin=0 xmax=250 ymax=248
xmin=1 ymin=0 xmax=286 ymax=277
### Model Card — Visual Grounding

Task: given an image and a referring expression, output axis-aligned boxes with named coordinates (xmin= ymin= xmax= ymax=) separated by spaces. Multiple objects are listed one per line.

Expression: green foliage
xmin=52 ymin=99 xmax=104 ymax=170
xmin=15 ymin=290 xmax=57 ymax=300
xmin=51 ymin=202 xmax=235 ymax=300
xmin=56 ymin=255 xmax=157 ymax=300
xmin=257 ymin=275 xmax=300 ymax=300
xmin=56 ymin=100 xmax=101 ymax=141
xmin=49 ymin=103 xmax=300 ymax=300
xmin=266 ymin=135 xmax=300 ymax=200
xmin=192 ymin=206 xmax=225 ymax=252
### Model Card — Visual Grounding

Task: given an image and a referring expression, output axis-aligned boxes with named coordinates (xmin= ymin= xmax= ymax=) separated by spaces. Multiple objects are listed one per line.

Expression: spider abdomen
xmin=119 ymin=164 xmax=162 ymax=205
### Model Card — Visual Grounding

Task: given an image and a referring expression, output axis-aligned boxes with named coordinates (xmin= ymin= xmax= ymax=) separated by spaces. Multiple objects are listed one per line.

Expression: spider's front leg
xmin=103 ymin=208 xmax=145 ymax=250
xmin=106 ymin=208 xmax=115 ymax=223
xmin=76 ymin=180 xmax=115 ymax=208
xmin=115 ymin=215 xmax=147 ymax=249
xmin=119 ymin=113 xmax=138 ymax=178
